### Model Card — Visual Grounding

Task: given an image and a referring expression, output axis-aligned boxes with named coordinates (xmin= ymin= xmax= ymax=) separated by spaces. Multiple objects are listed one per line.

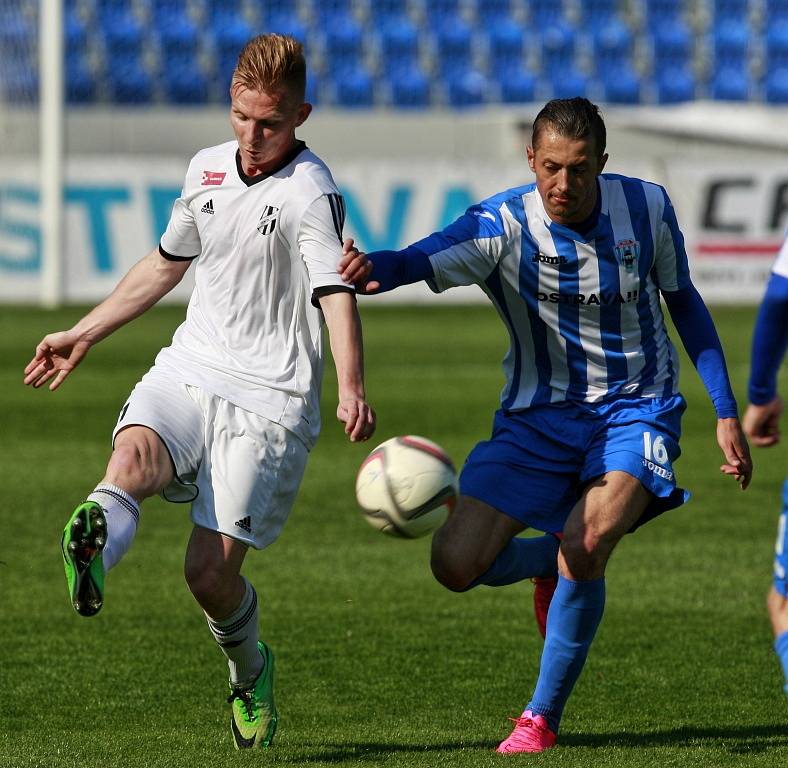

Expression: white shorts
xmin=112 ymin=366 xmax=309 ymax=550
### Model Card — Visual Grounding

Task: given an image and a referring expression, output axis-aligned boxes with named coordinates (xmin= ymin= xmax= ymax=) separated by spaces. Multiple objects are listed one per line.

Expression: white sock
xmin=87 ymin=483 xmax=140 ymax=572
xmin=206 ymin=578 xmax=264 ymax=688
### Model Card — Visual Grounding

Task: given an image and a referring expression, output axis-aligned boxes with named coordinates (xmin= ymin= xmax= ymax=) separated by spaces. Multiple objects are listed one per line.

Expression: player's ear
xmin=598 ymin=152 xmax=609 ymax=174
xmin=526 ymin=145 xmax=536 ymax=172
xmin=294 ymin=102 xmax=312 ymax=127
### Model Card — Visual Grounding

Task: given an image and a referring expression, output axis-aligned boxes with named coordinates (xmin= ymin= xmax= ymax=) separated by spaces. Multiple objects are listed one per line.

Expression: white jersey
xmin=156 ymin=139 xmax=351 ymax=449
xmin=420 ymin=174 xmax=690 ymax=409
xmin=774 ymin=236 xmax=788 ymax=277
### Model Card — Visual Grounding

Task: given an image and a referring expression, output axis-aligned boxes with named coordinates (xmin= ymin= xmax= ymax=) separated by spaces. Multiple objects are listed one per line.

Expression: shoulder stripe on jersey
xmin=327 ymin=193 xmax=345 ymax=244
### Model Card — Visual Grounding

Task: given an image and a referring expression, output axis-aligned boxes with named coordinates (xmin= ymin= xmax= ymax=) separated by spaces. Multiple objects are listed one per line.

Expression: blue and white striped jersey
xmin=418 ymin=174 xmax=692 ymax=410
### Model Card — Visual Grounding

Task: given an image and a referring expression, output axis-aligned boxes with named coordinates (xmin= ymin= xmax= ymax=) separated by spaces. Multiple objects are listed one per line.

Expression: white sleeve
xmin=159 ymin=196 xmax=202 ymax=259
xmin=298 ymin=193 xmax=352 ymax=291
xmin=774 ymin=237 xmax=788 ymax=278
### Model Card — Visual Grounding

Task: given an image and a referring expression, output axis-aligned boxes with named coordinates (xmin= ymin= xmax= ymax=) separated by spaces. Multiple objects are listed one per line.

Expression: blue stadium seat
xmin=446 ymin=68 xmax=488 ymax=108
xmin=378 ymin=17 xmax=420 ymax=75
xmin=655 ymin=66 xmax=695 ymax=102
xmin=0 ymin=12 xmax=35 ymax=57
xmin=368 ymin=0 xmax=410 ymax=21
xmin=163 ymin=65 xmax=210 ymax=104
xmin=651 ymin=19 xmax=692 ymax=71
xmin=322 ymin=20 xmax=365 ymax=76
xmin=764 ymin=66 xmax=788 ymax=102
xmin=476 ymin=0 xmax=513 ymax=15
xmin=108 ymin=62 xmax=154 ymax=104
xmin=766 ymin=21 xmax=788 ymax=70
xmin=334 ymin=67 xmax=375 ymax=107
xmin=540 ymin=23 xmax=577 ymax=72
xmin=387 ymin=65 xmax=431 ymax=107
xmin=433 ymin=21 xmax=474 ymax=80
xmin=64 ymin=8 xmax=88 ymax=55
xmin=486 ymin=22 xmax=526 ymax=75
xmin=101 ymin=15 xmax=145 ymax=60
xmin=151 ymin=0 xmax=190 ymax=25
xmin=213 ymin=16 xmax=254 ymax=62
xmin=264 ymin=14 xmax=307 ymax=44
xmin=765 ymin=0 xmax=788 ymax=23
xmin=66 ymin=52 xmax=98 ymax=104
xmin=712 ymin=20 xmax=750 ymax=69
xmin=579 ymin=0 xmax=619 ymax=31
xmin=591 ymin=19 xmax=634 ymax=80
xmin=497 ymin=68 xmax=537 ymax=103
xmin=426 ymin=0 xmax=462 ymax=27
xmin=158 ymin=20 xmax=200 ymax=73
xmin=709 ymin=66 xmax=751 ymax=100
xmin=262 ymin=0 xmax=302 ymax=18
xmin=646 ymin=0 xmax=683 ymax=30
xmin=549 ymin=69 xmax=589 ymax=99
xmin=1 ymin=64 xmax=38 ymax=105
xmin=306 ymin=71 xmax=321 ymax=105
xmin=713 ymin=0 xmax=749 ymax=23
xmin=528 ymin=0 xmax=564 ymax=26
xmin=205 ymin=0 xmax=245 ymax=26
xmin=599 ymin=68 xmax=642 ymax=103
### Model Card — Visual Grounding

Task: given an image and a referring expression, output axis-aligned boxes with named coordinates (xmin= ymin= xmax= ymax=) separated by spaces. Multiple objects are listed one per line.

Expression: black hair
xmin=531 ymin=97 xmax=606 ymax=157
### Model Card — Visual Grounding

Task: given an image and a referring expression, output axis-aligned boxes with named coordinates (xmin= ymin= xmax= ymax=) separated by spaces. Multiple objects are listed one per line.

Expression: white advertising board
xmin=0 ymin=157 xmax=783 ymax=303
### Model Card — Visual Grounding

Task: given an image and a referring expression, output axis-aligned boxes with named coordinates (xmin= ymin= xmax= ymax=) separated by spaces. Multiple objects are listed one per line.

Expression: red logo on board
xmin=201 ymin=171 xmax=226 ymax=186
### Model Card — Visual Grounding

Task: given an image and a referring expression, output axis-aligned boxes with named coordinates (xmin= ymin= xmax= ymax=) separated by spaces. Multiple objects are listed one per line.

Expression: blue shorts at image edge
xmin=773 ymin=479 xmax=788 ymax=598
xmin=460 ymin=395 xmax=690 ymax=533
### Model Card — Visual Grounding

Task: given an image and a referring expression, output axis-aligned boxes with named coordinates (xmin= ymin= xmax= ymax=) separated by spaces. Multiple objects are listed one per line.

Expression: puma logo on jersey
xmin=234 ymin=516 xmax=252 ymax=533
xmin=201 ymin=199 xmax=215 ymax=215
xmin=257 ymin=205 xmax=279 ymax=235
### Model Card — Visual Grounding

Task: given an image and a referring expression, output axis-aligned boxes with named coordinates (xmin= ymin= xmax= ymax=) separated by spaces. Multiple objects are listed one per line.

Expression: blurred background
xmin=1 ymin=0 xmax=787 ymax=304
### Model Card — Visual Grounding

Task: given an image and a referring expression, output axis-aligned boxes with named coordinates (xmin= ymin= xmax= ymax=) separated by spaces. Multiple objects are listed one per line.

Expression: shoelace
xmin=227 ymin=688 xmax=257 ymax=722
xmin=508 ymin=716 xmax=538 ymax=729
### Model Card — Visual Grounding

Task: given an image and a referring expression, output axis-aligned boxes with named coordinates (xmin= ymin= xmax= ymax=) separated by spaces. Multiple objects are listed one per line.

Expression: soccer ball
xmin=355 ymin=435 xmax=458 ymax=538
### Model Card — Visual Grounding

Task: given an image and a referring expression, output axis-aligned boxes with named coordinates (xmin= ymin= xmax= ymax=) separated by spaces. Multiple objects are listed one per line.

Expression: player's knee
xmin=559 ymin=530 xmax=610 ymax=579
xmin=430 ymin=537 xmax=479 ymax=592
xmin=106 ymin=439 xmax=166 ymax=498
xmin=184 ymin=554 xmax=230 ymax=605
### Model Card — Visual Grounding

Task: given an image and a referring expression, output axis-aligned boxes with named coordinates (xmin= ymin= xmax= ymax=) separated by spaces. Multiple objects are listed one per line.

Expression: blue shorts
xmin=773 ymin=480 xmax=788 ymax=598
xmin=460 ymin=395 xmax=689 ymax=533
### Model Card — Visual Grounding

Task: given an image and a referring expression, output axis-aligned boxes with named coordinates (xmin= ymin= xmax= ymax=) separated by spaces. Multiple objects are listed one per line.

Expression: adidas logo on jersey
xmin=234 ymin=516 xmax=252 ymax=533
xmin=201 ymin=199 xmax=215 ymax=215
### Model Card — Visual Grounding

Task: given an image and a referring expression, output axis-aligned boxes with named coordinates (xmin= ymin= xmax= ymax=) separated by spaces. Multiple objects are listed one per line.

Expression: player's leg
xmin=62 ymin=369 xmax=203 ymax=617
xmin=62 ymin=425 xmax=174 ymax=616
xmin=768 ymin=480 xmax=788 ymax=695
xmin=498 ymin=471 xmax=650 ymax=754
xmin=431 ymin=495 xmax=560 ymax=591
xmin=187 ymin=396 xmax=308 ymax=749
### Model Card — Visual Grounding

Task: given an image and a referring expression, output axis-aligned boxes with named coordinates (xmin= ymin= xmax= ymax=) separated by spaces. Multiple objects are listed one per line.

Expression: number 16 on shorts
xmin=642 ymin=431 xmax=674 ymax=481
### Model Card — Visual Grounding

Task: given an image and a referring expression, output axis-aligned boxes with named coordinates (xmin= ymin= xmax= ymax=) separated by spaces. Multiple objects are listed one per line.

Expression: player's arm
xmin=743 ymin=271 xmax=788 ymax=446
xmin=23 ymin=247 xmax=192 ymax=391
xmin=655 ymin=185 xmax=752 ymax=488
xmin=318 ymin=290 xmax=376 ymax=442
xmin=339 ymin=202 xmax=506 ymax=294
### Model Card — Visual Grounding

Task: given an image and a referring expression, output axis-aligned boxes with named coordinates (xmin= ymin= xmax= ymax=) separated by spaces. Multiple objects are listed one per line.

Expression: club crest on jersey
xmin=614 ymin=239 xmax=640 ymax=272
xmin=257 ymin=205 xmax=279 ymax=236
xmin=201 ymin=170 xmax=226 ymax=186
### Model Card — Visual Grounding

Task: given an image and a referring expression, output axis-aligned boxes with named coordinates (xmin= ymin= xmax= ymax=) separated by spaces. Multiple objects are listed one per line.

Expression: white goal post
xmin=40 ymin=0 xmax=64 ymax=308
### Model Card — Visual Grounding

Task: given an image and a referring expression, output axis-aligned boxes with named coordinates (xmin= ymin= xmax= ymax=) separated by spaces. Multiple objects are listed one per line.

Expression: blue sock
xmin=775 ymin=631 xmax=788 ymax=695
xmin=526 ymin=575 xmax=606 ymax=733
xmin=469 ymin=534 xmax=560 ymax=588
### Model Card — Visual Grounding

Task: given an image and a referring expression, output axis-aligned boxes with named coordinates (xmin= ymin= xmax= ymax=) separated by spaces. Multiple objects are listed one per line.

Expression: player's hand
xmin=338 ymin=238 xmax=380 ymax=294
xmin=337 ymin=397 xmax=376 ymax=442
xmin=742 ymin=397 xmax=783 ymax=447
xmin=23 ymin=330 xmax=91 ymax=391
xmin=716 ymin=417 xmax=753 ymax=490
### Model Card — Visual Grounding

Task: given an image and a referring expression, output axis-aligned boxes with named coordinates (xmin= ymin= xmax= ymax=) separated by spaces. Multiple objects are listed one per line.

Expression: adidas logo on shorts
xmin=234 ymin=516 xmax=252 ymax=533
xmin=200 ymin=199 xmax=215 ymax=215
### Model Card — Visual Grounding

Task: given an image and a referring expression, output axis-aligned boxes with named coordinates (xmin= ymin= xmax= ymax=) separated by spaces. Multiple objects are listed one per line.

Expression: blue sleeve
xmin=748 ymin=272 xmax=788 ymax=404
xmin=662 ymin=285 xmax=738 ymax=418
xmin=367 ymin=202 xmax=506 ymax=293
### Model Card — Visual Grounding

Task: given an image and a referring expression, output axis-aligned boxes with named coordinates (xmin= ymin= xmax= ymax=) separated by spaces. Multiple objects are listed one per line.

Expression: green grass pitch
xmin=1 ymin=303 xmax=786 ymax=768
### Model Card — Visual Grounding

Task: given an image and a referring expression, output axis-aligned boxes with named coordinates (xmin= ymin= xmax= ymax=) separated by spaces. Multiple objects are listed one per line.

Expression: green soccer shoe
xmin=61 ymin=501 xmax=106 ymax=617
xmin=227 ymin=641 xmax=278 ymax=749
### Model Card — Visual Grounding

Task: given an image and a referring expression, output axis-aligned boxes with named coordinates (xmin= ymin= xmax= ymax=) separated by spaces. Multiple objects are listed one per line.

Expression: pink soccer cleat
xmin=532 ymin=576 xmax=558 ymax=639
xmin=496 ymin=710 xmax=557 ymax=754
